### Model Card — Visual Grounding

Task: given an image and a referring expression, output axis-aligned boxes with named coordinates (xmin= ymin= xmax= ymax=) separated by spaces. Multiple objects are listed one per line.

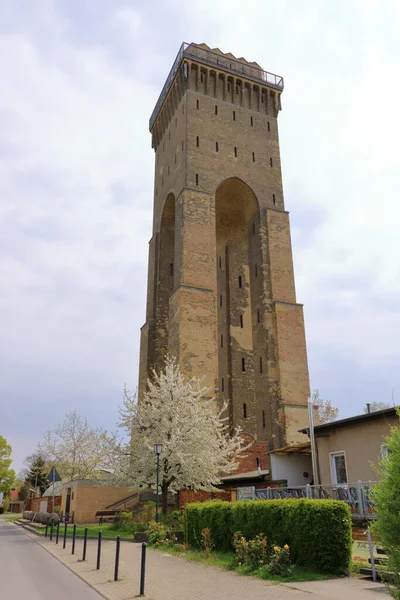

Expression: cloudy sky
xmin=1 ymin=0 xmax=399 ymax=473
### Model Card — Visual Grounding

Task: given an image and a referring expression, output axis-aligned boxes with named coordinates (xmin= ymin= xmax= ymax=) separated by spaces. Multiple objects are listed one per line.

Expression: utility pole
xmin=308 ymin=397 xmax=319 ymax=486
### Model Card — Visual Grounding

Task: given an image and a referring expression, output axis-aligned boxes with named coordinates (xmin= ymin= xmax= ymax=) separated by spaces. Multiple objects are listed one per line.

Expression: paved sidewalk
xmin=25 ymin=526 xmax=387 ymax=600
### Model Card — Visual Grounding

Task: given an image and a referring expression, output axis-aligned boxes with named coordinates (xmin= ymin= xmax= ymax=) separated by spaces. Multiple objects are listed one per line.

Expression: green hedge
xmin=185 ymin=499 xmax=351 ymax=574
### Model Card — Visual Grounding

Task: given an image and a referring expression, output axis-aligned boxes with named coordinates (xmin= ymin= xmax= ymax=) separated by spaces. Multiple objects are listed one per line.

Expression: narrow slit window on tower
xmin=234 ymin=147 xmax=237 ymax=157
xmin=262 ymin=410 xmax=266 ymax=428
xmin=219 ymin=256 xmax=222 ymax=268
xmin=240 ymin=314 xmax=243 ymax=328
xmin=215 ymin=105 xmax=218 ymax=115
xmin=252 ymin=152 xmax=255 ymax=162
xmin=222 ymin=377 xmax=224 ymax=392
xmin=267 ymin=121 xmax=271 ymax=132
xmin=251 ymin=116 xmax=253 ymax=126
xmin=196 ymin=99 xmax=199 ymax=109
xmin=182 ymin=104 xmax=184 ymax=114
xmin=261 ymin=93 xmax=265 ymax=103
xmin=273 ymin=193 xmax=276 ymax=205
xmin=216 ymin=141 xmax=219 ymax=152
xmin=220 ymin=294 xmax=222 ymax=307
xmin=174 ymin=153 xmax=176 ymax=164
xmin=270 ymin=157 xmax=273 ymax=167
xmin=175 ymin=117 xmax=177 ymax=127
xmin=221 ymin=334 xmax=223 ymax=348
xmin=168 ymin=165 xmax=170 ymax=175
xmin=233 ymin=110 xmax=236 ymax=121
xmin=169 ymin=262 xmax=174 ymax=275
xmin=238 ymin=275 xmax=242 ymax=288
xmin=195 ymin=173 xmax=199 ymax=186
xmin=196 ymin=136 xmax=199 ymax=147
xmin=252 ymin=222 xmax=256 ymax=235
xmin=168 ymin=130 xmax=170 ymax=140
xmin=255 ymin=263 xmax=258 ymax=277
xmin=257 ymin=308 xmax=260 ymax=323
xmin=182 ymin=140 xmax=184 ymax=151
xmin=243 ymin=403 xmax=247 ymax=418
xmin=260 ymin=357 xmax=263 ymax=373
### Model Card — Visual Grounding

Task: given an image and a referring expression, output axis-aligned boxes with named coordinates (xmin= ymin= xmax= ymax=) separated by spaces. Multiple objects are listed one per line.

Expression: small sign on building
xmin=237 ymin=486 xmax=256 ymax=501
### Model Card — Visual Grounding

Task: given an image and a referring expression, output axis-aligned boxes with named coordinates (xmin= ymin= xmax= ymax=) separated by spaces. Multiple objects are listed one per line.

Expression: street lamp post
xmin=154 ymin=444 xmax=163 ymax=523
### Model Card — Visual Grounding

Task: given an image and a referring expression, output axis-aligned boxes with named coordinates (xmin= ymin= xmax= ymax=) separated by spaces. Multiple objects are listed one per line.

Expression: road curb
xmin=11 ymin=521 xmax=149 ymax=600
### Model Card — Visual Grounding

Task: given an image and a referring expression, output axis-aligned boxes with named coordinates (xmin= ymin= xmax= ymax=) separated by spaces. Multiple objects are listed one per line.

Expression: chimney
xmin=366 ymin=403 xmax=371 ymax=414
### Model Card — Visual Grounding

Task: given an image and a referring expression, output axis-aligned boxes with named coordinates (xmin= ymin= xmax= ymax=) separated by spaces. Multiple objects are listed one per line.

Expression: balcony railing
xmin=238 ymin=481 xmax=377 ymax=520
xmin=149 ymin=42 xmax=284 ymax=131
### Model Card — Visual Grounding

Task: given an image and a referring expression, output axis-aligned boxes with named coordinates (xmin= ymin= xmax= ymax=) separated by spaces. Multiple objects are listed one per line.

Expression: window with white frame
xmin=330 ymin=451 xmax=348 ymax=485
xmin=381 ymin=445 xmax=390 ymax=460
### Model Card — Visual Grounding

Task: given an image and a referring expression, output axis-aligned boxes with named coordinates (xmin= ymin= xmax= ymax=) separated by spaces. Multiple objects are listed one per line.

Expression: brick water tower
xmin=138 ymin=43 xmax=310 ymax=449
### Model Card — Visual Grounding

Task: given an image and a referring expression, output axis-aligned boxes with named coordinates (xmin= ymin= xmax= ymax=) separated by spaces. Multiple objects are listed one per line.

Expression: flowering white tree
xmin=109 ymin=358 xmax=248 ymax=514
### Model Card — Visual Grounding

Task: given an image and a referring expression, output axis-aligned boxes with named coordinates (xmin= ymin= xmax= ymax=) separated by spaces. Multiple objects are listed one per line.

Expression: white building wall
xmin=270 ymin=453 xmax=313 ymax=487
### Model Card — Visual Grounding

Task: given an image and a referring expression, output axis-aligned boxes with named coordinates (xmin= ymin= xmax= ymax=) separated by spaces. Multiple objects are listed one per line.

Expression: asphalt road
xmin=0 ymin=519 xmax=102 ymax=600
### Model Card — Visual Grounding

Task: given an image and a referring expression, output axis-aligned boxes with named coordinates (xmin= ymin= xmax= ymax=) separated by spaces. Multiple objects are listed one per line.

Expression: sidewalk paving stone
xmin=28 ymin=528 xmax=387 ymax=600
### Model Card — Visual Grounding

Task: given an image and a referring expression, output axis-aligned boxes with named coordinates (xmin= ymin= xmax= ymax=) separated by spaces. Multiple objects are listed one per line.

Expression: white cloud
xmin=1 ymin=0 xmax=400 ymax=470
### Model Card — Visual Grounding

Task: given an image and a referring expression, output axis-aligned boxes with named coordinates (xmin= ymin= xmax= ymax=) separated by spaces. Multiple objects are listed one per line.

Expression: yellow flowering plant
xmin=269 ymin=543 xmax=293 ymax=576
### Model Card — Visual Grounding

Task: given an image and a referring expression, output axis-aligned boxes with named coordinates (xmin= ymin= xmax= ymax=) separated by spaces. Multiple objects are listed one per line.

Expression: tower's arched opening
xmin=215 ymin=177 xmax=261 ymax=434
xmin=155 ymin=193 xmax=175 ymax=369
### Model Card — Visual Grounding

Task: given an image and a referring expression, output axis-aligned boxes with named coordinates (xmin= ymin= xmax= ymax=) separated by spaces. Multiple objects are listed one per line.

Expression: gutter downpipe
xmin=308 ymin=398 xmax=320 ymax=486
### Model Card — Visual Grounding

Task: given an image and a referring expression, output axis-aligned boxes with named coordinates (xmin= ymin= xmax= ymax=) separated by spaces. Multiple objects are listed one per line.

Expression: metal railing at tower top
xmin=149 ymin=42 xmax=284 ymax=131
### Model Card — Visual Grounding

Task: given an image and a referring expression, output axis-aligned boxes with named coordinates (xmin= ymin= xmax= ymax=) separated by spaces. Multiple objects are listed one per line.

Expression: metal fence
xmin=251 ymin=481 xmax=377 ymax=520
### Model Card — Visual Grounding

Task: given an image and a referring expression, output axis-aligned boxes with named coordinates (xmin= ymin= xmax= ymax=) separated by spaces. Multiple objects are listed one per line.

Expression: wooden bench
xmin=95 ymin=510 xmax=117 ymax=524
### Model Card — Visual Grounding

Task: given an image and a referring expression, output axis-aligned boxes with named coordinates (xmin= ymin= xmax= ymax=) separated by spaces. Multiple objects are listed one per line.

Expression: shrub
xmin=111 ymin=511 xmax=138 ymax=534
xmin=147 ymin=521 xmax=177 ymax=546
xmin=162 ymin=510 xmax=184 ymax=531
xmin=232 ymin=532 xmax=269 ymax=570
xmin=269 ymin=544 xmax=293 ymax=576
xmin=372 ymin=415 xmax=400 ymax=598
xmin=185 ymin=499 xmax=351 ymax=574
xmin=134 ymin=501 xmax=156 ymax=524
xmin=201 ymin=527 xmax=215 ymax=557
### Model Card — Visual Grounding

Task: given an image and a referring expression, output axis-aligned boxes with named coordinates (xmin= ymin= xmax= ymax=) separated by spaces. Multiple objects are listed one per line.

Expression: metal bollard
xmin=72 ymin=524 xmax=76 ymax=555
xmin=45 ymin=518 xmax=49 ymax=538
xmin=114 ymin=536 xmax=121 ymax=581
xmin=50 ymin=518 xmax=54 ymax=541
xmin=82 ymin=527 xmax=88 ymax=561
xmin=56 ymin=520 xmax=60 ymax=544
xmin=139 ymin=542 xmax=147 ymax=596
xmin=96 ymin=531 xmax=102 ymax=570
xmin=63 ymin=521 xmax=67 ymax=549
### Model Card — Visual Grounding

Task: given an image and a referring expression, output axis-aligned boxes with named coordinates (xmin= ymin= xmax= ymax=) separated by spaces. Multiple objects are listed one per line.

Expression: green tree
xmin=25 ymin=455 xmax=48 ymax=496
xmin=18 ymin=484 xmax=28 ymax=501
xmin=372 ymin=414 xmax=400 ymax=598
xmin=0 ymin=435 xmax=16 ymax=495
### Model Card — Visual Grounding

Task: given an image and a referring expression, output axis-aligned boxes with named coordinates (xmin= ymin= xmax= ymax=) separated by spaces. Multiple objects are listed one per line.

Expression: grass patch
xmin=2 ymin=515 xmax=21 ymax=522
xmin=34 ymin=524 xmax=134 ymax=539
xmin=153 ymin=545 xmax=336 ymax=582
